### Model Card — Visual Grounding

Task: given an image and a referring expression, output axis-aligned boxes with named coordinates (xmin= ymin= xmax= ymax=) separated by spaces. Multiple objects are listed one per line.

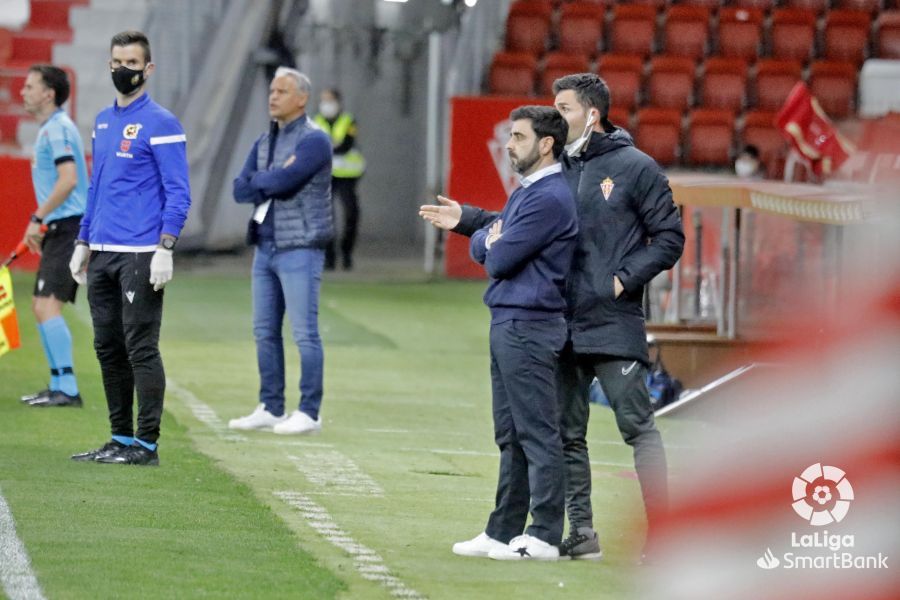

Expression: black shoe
xmin=558 ymin=527 xmax=603 ymax=560
xmin=29 ymin=390 xmax=82 ymax=407
xmin=71 ymin=440 xmax=128 ymax=462
xmin=21 ymin=388 xmax=51 ymax=404
xmin=342 ymin=256 xmax=353 ymax=271
xmin=95 ymin=444 xmax=159 ymax=466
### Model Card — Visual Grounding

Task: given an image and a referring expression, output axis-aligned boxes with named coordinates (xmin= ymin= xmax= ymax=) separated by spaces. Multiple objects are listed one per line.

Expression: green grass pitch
xmin=0 ymin=268 xmax=689 ymax=599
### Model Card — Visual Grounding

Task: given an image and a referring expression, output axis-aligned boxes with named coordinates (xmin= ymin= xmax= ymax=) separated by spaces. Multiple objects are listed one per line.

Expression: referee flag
xmin=0 ymin=266 xmax=20 ymax=357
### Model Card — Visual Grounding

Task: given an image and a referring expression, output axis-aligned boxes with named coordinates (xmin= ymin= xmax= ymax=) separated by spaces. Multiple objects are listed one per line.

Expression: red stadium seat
xmin=700 ymin=57 xmax=748 ymax=111
xmin=635 ymin=108 xmax=682 ymax=165
xmin=539 ymin=52 xmax=591 ymax=96
xmin=754 ymin=59 xmax=804 ymax=111
xmin=686 ymin=108 xmax=736 ymax=166
xmin=824 ymin=10 xmax=872 ymax=65
xmin=488 ymin=51 xmax=538 ymax=96
xmin=679 ymin=0 xmax=722 ymax=10
xmin=741 ymin=110 xmax=787 ymax=178
xmin=663 ymin=5 xmax=711 ymax=60
xmin=628 ymin=0 xmax=669 ymax=10
xmin=771 ymin=8 xmax=818 ymax=63
xmin=834 ymin=0 xmax=881 ymax=13
xmin=877 ymin=11 xmax=900 ymax=58
xmin=647 ymin=55 xmax=696 ymax=111
xmin=505 ymin=1 xmax=553 ymax=55
xmin=597 ymin=53 xmax=645 ymax=111
xmin=558 ymin=2 xmax=606 ymax=57
xmin=717 ymin=7 xmax=764 ymax=63
xmin=0 ymin=29 xmax=13 ymax=64
xmin=809 ymin=60 xmax=858 ymax=119
xmin=610 ymin=4 xmax=658 ymax=58
xmin=784 ymin=0 xmax=830 ymax=14
xmin=607 ymin=105 xmax=632 ymax=130
xmin=733 ymin=0 xmax=777 ymax=10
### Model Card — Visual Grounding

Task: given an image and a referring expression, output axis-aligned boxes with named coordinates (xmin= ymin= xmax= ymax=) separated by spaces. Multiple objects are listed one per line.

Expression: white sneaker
xmin=228 ymin=404 xmax=286 ymax=431
xmin=272 ymin=410 xmax=322 ymax=435
xmin=488 ymin=534 xmax=560 ymax=561
xmin=452 ymin=532 xmax=507 ymax=558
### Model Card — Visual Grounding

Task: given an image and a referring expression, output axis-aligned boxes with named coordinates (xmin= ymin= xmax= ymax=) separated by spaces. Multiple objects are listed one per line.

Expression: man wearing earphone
xmin=420 ymin=73 xmax=684 ymax=562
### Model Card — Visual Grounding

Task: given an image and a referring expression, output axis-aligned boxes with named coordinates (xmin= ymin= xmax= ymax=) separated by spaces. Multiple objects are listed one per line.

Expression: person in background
xmin=315 ymin=88 xmax=364 ymax=271
xmin=735 ymin=145 xmax=764 ymax=179
xmin=18 ymin=64 xmax=88 ymax=408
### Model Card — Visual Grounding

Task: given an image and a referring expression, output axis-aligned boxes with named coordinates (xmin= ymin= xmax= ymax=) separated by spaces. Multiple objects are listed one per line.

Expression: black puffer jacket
xmin=455 ymin=127 xmax=684 ymax=364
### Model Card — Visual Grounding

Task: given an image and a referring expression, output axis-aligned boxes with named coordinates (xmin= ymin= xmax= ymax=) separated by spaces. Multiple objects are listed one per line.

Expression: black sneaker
xmin=21 ymin=388 xmax=51 ymax=404
xmin=558 ymin=527 xmax=603 ymax=560
xmin=71 ymin=440 xmax=128 ymax=462
xmin=29 ymin=390 xmax=82 ymax=407
xmin=95 ymin=444 xmax=159 ymax=466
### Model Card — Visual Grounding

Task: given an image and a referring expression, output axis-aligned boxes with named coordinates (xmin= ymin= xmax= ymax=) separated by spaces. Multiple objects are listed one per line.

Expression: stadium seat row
xmin=506 ymin=0 xmax=900 ymax=65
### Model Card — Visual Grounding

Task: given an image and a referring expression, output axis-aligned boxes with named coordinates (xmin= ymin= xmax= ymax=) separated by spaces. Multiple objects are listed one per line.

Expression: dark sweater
xmin=470 ymin=171 xmax=578 ymax=324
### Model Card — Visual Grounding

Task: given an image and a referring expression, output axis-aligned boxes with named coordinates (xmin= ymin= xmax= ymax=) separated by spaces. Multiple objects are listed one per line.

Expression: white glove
xmin=149 ymin=248 xmax=174 ymax=291
xmin=69 ymin=244 xmax=90 ymax=285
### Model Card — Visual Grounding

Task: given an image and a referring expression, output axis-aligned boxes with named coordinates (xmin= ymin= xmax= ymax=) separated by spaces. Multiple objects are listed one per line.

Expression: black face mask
xmin=111 ymin=66 xmax=145 ymax=95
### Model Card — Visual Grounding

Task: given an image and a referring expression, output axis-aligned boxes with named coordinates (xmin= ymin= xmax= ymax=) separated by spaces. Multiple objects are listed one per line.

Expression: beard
xmin=509 ymin=143 xmax=541 ymax=175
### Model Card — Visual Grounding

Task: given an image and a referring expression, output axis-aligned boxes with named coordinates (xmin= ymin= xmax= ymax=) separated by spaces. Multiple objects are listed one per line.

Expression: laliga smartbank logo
xmin=791 ymin=463 xmax=853 ymax=526
xmin=755 ymin=463 xmax=889 ymax=570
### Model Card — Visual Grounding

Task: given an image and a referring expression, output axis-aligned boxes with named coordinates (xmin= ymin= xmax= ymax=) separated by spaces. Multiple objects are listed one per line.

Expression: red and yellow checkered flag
xmin=0 ymin=266 xmax=21 ymax=357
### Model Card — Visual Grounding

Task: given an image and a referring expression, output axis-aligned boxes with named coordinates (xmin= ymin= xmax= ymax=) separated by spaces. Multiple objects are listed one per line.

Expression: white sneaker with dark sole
xmin=452 ymin=532 xmax=507 ymax=558
xmin=228 ymin=404 xmax=286 ymax=431
xmin=488 ymin=534 xmax=560 ymax=561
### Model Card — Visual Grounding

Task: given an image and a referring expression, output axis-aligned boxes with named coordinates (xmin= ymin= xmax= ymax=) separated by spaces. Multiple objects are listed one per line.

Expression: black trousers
xmin=325 ymin=177 xmax=360 ymax=268
xmin=484 ymin=318 xmax=566 ymax=546
xmin=557 ymin=342 xmax=668 ymax=541
xmin=87 ymin=252 xmax=165 ymax=443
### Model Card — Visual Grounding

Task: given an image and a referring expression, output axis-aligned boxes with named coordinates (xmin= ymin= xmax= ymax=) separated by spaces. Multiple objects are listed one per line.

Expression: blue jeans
xmin=252 ymin=240 xmax=324 ymax=419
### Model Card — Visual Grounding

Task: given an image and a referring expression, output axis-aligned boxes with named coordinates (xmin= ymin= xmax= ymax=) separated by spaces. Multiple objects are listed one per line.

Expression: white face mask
xmin=565 ymin=111 xmax=597 ymax=157
xmin=735 ymin=158 xmax=759 ymax=178
xmin=319 ymin=100 xmax=339 ymax=119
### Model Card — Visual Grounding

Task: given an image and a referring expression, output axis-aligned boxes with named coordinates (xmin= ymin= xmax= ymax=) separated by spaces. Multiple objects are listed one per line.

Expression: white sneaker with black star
xmin=452 ymin=532 xmax=508 ymax=558
xmin=273 ymin=410 xmax=322 ymax=435
xmin=488 ymin=534 xmax=560 ymax=561
xmin=228 ymin=404 xmax=286 ymax=431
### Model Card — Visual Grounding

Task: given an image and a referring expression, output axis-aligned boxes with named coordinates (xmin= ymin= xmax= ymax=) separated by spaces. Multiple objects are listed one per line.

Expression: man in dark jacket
xmin=420 ymin=73 xmax=684 ymax=561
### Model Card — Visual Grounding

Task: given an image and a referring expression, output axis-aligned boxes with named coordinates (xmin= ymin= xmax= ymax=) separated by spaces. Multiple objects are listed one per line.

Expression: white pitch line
xmin=166 ymin=378 xmax=248 ymax=442
xmin=0 ymin=486 xmax=46 ymax=600
xmin=287 ymin=452 xmax=384 ymax=497
xmin=274 ymin=492 xmax=425 ymax=600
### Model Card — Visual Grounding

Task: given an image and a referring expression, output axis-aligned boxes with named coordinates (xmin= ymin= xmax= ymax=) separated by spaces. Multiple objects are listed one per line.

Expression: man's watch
xmin=159 ymin=237 xmax=177 ymax=251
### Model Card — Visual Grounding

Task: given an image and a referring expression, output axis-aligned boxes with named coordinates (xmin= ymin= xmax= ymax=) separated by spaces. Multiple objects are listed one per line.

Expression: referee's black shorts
xmin=34 ymin=215 xmax=82 ymax=304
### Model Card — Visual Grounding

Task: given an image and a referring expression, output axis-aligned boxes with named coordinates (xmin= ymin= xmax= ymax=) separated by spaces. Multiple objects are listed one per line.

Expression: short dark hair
xmin=552 ymin=72 xmax=611 ymax=118
xmin=323 ymin=88 xmax=342 ymax=103
xmin=509 ymin=105 xmax=569 ymax=159
xmin=742 ymin=145 xmax=760 ymax=160
xmin=110 ymin=30 xmax=151 ymax=63
xmin=28 ymin=65 xmax=70 ymax=107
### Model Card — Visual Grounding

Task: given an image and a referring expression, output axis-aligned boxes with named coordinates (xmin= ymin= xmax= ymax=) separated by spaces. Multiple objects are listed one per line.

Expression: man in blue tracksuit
xmin=69 ymin=31 xmax=191 ymax=466
xmin=422 ymin=74 xmax=684 ymax=561
xmin=228 ymin=67 xmax=334 ymax=436
xmin=452 ymin=106 xmax=577 ymax=561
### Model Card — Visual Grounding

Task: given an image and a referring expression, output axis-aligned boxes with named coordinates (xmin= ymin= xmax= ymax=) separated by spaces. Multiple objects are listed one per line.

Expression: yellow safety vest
xmin=314 ymin=113 xmax=366 ymax=179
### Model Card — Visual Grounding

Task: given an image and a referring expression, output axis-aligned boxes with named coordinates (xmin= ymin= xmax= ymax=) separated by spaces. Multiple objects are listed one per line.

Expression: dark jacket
xmin=455 ymin=127 xmax=684 ymax=364
xmin=233 ymin=115 xmax=334 ymax=249
xmin=469 ymin=172 xmax=577 ymax=324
